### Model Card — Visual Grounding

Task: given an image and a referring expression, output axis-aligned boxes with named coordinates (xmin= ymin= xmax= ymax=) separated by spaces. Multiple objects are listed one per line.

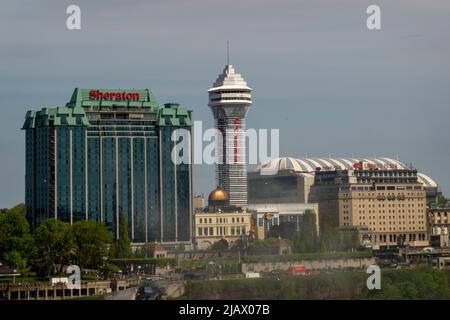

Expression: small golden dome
xmin=208 ymin=187 xmax=228 ymax=202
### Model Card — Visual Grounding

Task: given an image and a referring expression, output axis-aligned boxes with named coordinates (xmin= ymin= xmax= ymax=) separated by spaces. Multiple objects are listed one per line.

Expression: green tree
xmin=363 ymin=266 xmax=450 ymax=300
xmin=72 ymin=220 xmax=112 ymax=269
xmin=211 ymin=239 xmax=229 ymax=251
xmin=246 ymin=238 xmax=290 ymax=255
xmin=134 ymin=243 xmax=154 ymax=258
xmin=336 ymin=229 xmax=360 ymax=251
xmin=438 ymin=195 xmax=448 ymax=208
xmin=8 ymin=203 xmax=27 ymax=216
xmin=0 ymin=208 xmax=33 ymax=270
xmin=318 ymin=225 xmax=336 ymax=252
xmin=31 ymin=219 xmax=74 ymax=276
xmin=292 ymin=210 xmax=318 ymax=253
xmin=318 ymin=219 xmax=360 ymax=252
xmin=112 ymin=214 xmax=132 ymax=258
xmin=4 ymin=250 xmax=28 ymax=273
xmin=103 ymin=263 xmax=121 ymax=278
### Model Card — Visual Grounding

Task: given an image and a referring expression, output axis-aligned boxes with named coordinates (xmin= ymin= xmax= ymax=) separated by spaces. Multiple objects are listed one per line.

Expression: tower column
xmin=208 ymin=64 xmax=252 ymax=207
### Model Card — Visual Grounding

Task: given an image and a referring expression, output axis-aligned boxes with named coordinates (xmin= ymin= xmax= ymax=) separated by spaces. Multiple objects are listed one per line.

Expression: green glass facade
xmin=23 ymin=88 xmax=193 ymax=244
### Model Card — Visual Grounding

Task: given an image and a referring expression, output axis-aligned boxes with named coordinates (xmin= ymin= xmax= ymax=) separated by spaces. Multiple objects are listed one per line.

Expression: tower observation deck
xmin=208 ymin=65 xmax=252 ymax=207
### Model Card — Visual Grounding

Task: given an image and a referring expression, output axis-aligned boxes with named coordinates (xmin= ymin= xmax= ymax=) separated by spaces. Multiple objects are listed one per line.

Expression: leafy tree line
xmin=361 ymin=266 xmax=450 ymax=300
xmin=0 ymin=204 xmax=132 ymax=276
xmin=255 ymin=210 xmax=361 ymax=255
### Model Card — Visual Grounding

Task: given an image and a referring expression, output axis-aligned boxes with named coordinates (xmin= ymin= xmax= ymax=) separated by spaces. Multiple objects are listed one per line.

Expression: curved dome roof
xmin=208 ymin=187 xmax=228 ymax=203
xmin=256 ymin=157 xmax=438 ymax=188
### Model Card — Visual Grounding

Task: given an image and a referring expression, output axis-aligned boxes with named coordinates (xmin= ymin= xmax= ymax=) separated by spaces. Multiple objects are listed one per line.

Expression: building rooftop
xmin=208 ymin=64 xmax=252 ymax=92
xmin=23 ymin=88 xmax=193 ymax=129
xmin=255 ymin=157 xmax=438 ymax=188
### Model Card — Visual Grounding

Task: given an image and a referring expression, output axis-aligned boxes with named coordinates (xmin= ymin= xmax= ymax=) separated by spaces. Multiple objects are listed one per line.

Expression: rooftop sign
xmin=89 ymin=90 xmax=140 ymax=101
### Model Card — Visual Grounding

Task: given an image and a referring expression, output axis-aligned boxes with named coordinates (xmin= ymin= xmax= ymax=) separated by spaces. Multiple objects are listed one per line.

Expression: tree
xmin=317 ymin=212 xmax=361 ymax=252
xmin=8 ymin=203 xmax=27 ymax=217
xmin=72 ymin=220 xmax=112 ymax=269
xmin=438 ymin=195 xmax=449 ymax=208
xmin=134 ymin=243 xmax=155 ymax=258
xmin=4 ymin=251 xmax=28 ymax=273
xmin=364 ymin=266 xmax=450 ymax=300
xmin=292 ymin=210 xmax=318 ymax=253
xmin=112 ymin=213 xmax=132 ymax=258
xmin=336 ymin=229 xmax=360 ymax=251
xmin=246 ymin=238 xmax=289 ymax=255
xmin=0 ymin=209 xmax=33 ymax=270
xmin=31 ymin=219 xmax=74 ymax=276
xmin=103 ymin=263 xmax=121 ymax=278
xmin=211 ymin=239 xmax=229 ymax=251
xmin=319 ymin=223 xmax=336 ymax=252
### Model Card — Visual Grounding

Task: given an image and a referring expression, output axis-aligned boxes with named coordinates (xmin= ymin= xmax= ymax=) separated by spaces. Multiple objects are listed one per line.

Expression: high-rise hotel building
xmin=208 ymin=65 xmax=252 ymax=207
xmin=22 ymin=88 xmax=193 ymax=244
xmin=309 ymin=161 xmax=429 ymax=247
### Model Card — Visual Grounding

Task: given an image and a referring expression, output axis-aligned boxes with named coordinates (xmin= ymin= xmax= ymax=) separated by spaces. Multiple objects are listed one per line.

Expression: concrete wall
xmin=241 ymin=257 xmax=376 ymax=273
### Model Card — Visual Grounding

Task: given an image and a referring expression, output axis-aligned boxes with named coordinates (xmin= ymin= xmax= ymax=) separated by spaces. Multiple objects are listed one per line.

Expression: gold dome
xmin=208 ymin=187 xmax=228 ymax=203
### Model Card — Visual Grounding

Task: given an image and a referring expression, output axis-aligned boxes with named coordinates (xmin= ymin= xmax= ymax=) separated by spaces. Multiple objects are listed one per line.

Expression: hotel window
xmin=203 ymin=227 xmax=208 ymax=236
xmin=198 ymin=228 xmax=202 ymax=236
xmin=231 ymin=227 xmax=235 ymax=235
xmin=209 ymin=227 xmax=214 ymax=235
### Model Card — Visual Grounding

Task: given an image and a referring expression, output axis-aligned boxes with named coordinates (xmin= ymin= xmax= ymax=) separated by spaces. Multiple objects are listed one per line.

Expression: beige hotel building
xmin=310 ymin=161 xmax=429 ymax=247
xmin=193 ymin=187 xmax=252 ymax=249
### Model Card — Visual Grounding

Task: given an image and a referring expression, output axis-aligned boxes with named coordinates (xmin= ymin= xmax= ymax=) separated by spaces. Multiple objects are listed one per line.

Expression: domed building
xmin=248 ymin=156 xmax=440 ymax=247
xmin=208 ymin=187 xmax=228 ymax=209
xmin=248 ymin=157 xmax=440 ymax=205
xmin=193 ymin=187 xmax=252 ymax=250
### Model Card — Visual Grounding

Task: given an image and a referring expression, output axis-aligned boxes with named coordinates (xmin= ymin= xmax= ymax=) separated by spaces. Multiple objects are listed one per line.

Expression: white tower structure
xmin=208 ymin=65 xmax=252 ymax=207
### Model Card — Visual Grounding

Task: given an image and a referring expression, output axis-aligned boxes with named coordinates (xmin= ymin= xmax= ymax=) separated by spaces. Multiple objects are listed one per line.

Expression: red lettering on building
xmin=234 ymin=117 xmax=239 ymax=163
xmin=88 ymin=90 xmax=140 ymax=101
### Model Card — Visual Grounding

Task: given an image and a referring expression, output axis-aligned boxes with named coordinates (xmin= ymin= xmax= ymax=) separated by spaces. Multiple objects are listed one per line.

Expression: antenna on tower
xmin=227 ymin=40 xmax=230 ymax=65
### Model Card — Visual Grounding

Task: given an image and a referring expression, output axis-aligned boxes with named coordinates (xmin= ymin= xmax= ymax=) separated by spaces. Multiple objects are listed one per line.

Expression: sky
xmin=0 ymin=0 xmax=449 ymax=207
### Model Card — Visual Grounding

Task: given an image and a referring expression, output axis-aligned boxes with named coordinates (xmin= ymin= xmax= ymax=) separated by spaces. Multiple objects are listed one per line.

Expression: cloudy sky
xmin=0 ymin=0 xmax=449 ymax=207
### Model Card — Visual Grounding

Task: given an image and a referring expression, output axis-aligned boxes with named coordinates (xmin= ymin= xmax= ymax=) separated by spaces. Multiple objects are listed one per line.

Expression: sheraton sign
xmin=89 ymin=90 xmax=140 ymax=101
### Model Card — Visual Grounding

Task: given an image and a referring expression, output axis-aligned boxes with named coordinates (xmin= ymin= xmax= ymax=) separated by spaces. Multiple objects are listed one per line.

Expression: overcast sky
xmin=0 ymin=0 xmax=449 ymax=207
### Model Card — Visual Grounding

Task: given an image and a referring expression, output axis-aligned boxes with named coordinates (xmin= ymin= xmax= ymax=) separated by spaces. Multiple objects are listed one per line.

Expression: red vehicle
xmin=288 ymin=265 xmax=306 ymax=276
